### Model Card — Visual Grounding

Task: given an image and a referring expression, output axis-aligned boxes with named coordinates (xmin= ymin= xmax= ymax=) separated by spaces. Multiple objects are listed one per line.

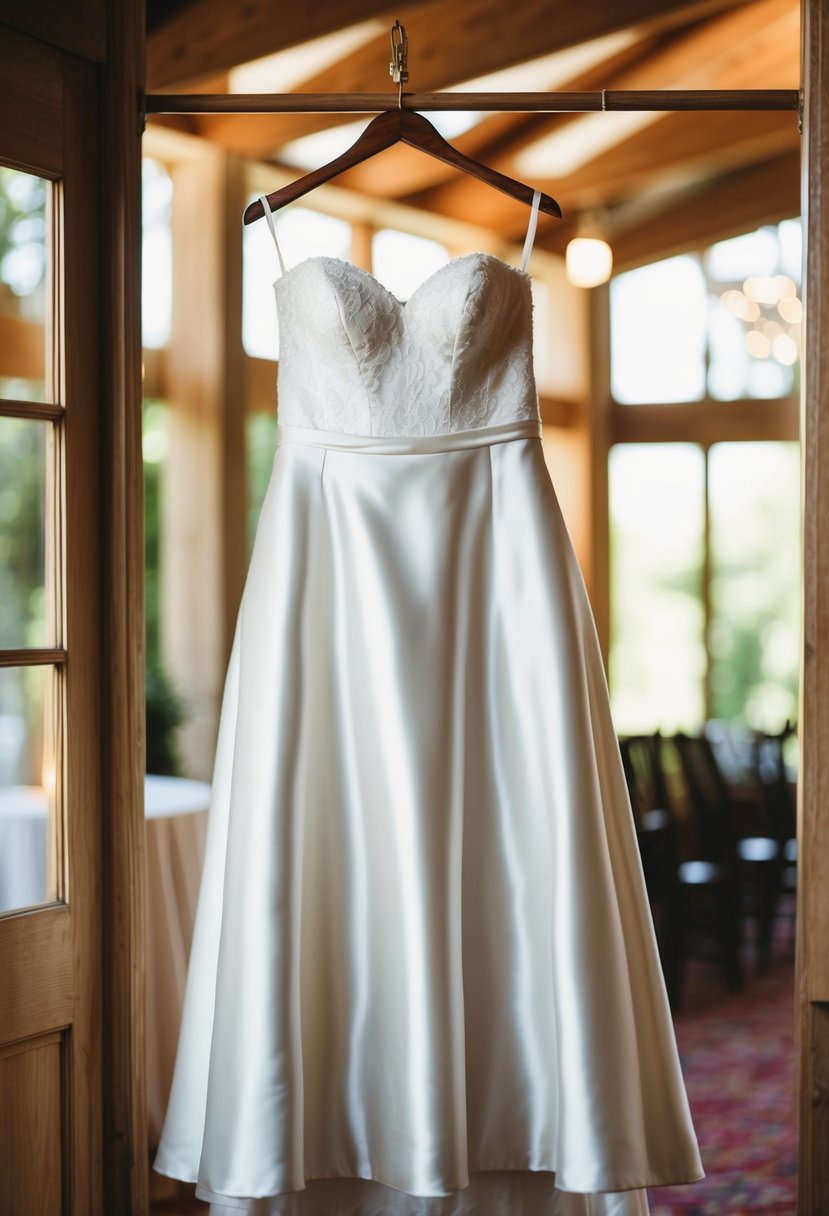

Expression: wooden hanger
xmin=243 ymin=110 xmax=562 ymax=225
xmin=243 ymin=21 xmax=561 ymax=227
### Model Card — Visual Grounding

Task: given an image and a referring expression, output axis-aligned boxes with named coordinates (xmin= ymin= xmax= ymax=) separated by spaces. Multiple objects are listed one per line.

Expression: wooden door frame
xmin=797 ymin=0 xmax=829 ymax=1209
xmin=96 ymin=0 xmax=827 ymax=1209
xmin=0 ymin=24 xmax=105 ymax=1214
xmin=97 ymin=0 xmax=147 ymax=1212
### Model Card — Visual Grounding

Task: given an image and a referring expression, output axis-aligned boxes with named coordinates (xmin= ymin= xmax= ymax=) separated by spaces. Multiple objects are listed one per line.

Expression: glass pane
xmin=610 ymin=255 xmax=707 ymax=404
xmin=0 ymin=167 xmax=51 ymax=402
xmin=0 ymin=663 xmax=60 ymax=914
xmin=609 ymin=218 xmax=802 ymax=406
xmin=246 ymin=411 xmax=278 ymax=555
xmin=243 ymin=205 xmax=351 ymax=360
xmin=143 ymin=399 xmax=170 ymax=674
xmin=609 ymin=443 xmax=706 ymax=732
xmin=371 ymin=229 xmax=450 ymax=303
xmin=0 ymin=415 xmax=49 ymax=647
xmin=142 ymin=159 xmax=172 ymax=350
xmin=706 ymin=220 xmax=802 ymax=401
xmin=708 ymin=441 xmax=800 ymax=730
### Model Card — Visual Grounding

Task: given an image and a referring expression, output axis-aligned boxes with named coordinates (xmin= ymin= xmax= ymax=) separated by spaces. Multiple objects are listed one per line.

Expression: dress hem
xmin=151 ymin=1163 xmax=706 ymax=1203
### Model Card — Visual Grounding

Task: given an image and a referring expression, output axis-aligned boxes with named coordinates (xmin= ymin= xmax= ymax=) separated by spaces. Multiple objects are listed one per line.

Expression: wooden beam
xmin=586 ymin=284 xmax=612 ymax=663
xmin=192 ymin=0 xmax=761 ymax=153
xmin=541 ymin=109 xmax=797 ymax=210
xmin=606 ymin=150 xmax=801 ymax=270
xmin=147 ymin=0 xmax=400 ymax=90
xmin=141 ymin=344 xmax=167 ymax=400
xmin=0 ymin=0 xmax=105 ymax=64
xmin=332 ymin=36 xmax=660 ymax=200
xmin=163 ymin=148 xmax=249 ymax=780
xmin=415 ymin=0 xmax=798 ymax=236
xmin=247 ymin=354 xmax=277 ymax=413
xmin=609 ymin=396 xmax=799 ymax=443
xmin=539 ymin=395 xmax=583 ymax=428
xmin=372 ymin=106 xmax=796 ymax=239
xmin=98 ymin=0 xmax=148 ymax=1211
xmin=798 ymin=0 xmax=829 ymax=1208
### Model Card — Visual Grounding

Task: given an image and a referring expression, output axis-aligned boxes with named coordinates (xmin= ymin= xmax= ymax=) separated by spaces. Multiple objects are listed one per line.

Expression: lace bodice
xmin=259 ymin=194 xmax=543 ymax=438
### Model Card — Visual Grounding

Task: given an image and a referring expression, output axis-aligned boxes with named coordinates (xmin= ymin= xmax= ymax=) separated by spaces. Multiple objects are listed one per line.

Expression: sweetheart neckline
xmin=272 ymin=250 xmax=531 ymax=305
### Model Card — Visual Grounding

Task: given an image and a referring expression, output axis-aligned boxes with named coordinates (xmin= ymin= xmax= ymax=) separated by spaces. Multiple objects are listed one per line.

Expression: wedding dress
xmin=153 ymin=190 xmax=704 ymax=1215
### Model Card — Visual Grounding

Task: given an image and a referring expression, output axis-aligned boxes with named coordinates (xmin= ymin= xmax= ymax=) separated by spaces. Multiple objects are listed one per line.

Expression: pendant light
xmin=566 ymin=211 xmax=613 ymax=288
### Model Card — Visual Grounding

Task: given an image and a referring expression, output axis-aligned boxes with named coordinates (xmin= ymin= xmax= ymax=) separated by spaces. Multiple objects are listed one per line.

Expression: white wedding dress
xmin=153 ymin=191 xmax=704 ymax=1215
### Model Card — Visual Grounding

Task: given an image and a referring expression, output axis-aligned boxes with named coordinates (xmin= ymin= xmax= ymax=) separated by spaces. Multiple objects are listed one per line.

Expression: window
xmin=0 ymin=166 xmax=58 ymax=913
xmin=610 ymin=219 xmax=802 ymax=404
xmin=246 ymin=412 xmax=278 ymax=553
xmin=0 ymin=167 xmax=48 ymax=401
xmin=611 ymin=255 xmax=707 ymax=404
xmin=608 ymin=221 xmax=801 ymax=735
xmin=608 ymin=444 xmax=707 ymax=733
xmin=142 ymin=159 xmax=172 ymax=349
xmin=371 ymin=228 xmax=451 ymax=301
xmin=708 ymin=441 xmax=800 ymax=729
xmin=242 ymin=205 xmax=351 ymax=360
xmin=608 ymin=439 xmax=801 ymax=735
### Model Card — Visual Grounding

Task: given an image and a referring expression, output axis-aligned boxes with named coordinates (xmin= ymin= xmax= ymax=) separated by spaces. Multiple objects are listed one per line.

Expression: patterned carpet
xmin=150 ymin=909 xmax=798 ymax=1216
xmin=647 ymin=921 xmax=797 ymax=1214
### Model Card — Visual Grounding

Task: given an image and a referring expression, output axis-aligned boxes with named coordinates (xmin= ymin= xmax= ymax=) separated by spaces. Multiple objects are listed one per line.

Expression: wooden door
xmin=0 ymin=4 xmax=147 ymax=1213
xmin=0 ymin=23 xmax=103 ymax=1214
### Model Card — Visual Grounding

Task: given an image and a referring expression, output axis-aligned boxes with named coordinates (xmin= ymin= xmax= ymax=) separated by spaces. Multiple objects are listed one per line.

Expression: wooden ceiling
xmin=146 ymin=0 xmax=801 ymax=266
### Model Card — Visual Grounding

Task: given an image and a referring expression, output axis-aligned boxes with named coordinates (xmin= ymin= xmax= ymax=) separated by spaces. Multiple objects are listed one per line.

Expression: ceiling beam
xmin=187 ymin=0 xmax=760 ymax=154
xmin=549 ymin=109 xmax=797 ymax=209
xmin=381 ymin=109 xmax=796 ymax=254
xmin=331 ymin=35 xmax=661 ymax=199
xmin=603 ymin=148 xmax=801 ymax=270
xmin=411 ymin=0 xmax=798 ymax=236
xmin=147 ymin=0 xmax=402 ymax=90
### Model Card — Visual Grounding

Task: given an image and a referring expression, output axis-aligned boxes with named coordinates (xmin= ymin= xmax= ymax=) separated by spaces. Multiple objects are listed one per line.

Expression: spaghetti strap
xmin=520 ymin=189 xmax=541 ymax=274
xmin=258 ymin=193 xmax=287 ymax=277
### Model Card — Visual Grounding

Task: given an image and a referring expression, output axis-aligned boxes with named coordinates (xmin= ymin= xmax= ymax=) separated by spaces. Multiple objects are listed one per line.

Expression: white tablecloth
xmin=0 ymin=775 xmax=210 ymax=1145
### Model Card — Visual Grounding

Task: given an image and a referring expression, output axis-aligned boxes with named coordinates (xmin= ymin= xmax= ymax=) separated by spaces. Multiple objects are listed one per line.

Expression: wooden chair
xmin=673 ymin=729 xmax=781 ymax=982
xmin=618 ymin=732 xmax=683 ymax=1008
xmin=750 ymin=720 xmax=798 ymax=956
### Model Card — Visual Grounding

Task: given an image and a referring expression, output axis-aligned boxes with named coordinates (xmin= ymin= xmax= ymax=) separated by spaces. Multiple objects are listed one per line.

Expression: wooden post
xmin=586 ymin=282 xmax=612 ymax=669
xmin=797 ymin=0 xmax=829 ymax=1210
xmin=99 ymin=0 xmax=148 ymax=1210
xmin=164 ymin=148 xmax=248 ymax=779
xmin=350 ymin=219 xmax=374 ymax=271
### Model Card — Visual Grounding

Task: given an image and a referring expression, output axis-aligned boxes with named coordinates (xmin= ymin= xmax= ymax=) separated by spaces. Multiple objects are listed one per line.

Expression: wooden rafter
xmin=546 ymin=109 xmax=797 ymax=209
xmin=329 ymin=34 xmax=662 ymax=199
xmin=182 ymin=0 xmax=761 ymax=154
xmin=584 ymin=149 xmax=801 ymax=269
xmin=147 ymin=0 xmax=405 ymax=90
xmin=411 ymin=0 xmax=798 ymax=236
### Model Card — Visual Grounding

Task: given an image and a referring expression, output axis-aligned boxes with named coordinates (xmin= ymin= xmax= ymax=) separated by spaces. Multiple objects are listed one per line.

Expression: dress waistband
xmin=274 ymin=417 xmax=543 ymax=455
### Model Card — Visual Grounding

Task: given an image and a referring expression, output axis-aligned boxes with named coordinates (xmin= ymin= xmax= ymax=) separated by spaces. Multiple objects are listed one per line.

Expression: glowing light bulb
xmin=565 ymin=237 xmax=613 ymax=287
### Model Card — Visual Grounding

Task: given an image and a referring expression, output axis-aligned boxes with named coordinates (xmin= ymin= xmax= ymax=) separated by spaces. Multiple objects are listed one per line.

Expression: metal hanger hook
xmin=389 ymin=19 xmax=409 ymax=108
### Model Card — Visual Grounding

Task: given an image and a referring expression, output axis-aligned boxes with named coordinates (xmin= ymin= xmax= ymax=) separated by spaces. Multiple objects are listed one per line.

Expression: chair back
xmin=672 ymin=731 xmax=738 ymax=864
xmin=753 ymin=723 xmax=797 ymax=846
xmin=619 ymin=733 xmax=679 ymax=898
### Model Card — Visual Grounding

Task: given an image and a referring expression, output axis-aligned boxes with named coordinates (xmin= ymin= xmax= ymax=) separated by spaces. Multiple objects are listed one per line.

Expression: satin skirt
xmin=153 ymin=420 xmax=704 ymax=1215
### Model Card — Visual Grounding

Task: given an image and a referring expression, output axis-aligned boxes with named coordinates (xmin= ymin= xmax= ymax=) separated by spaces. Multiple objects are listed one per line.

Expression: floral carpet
xmin=648 ymin=918 xmax=797 ymax=1214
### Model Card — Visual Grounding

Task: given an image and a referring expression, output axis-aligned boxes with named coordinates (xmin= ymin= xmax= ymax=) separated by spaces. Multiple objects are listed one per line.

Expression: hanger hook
xmin=389 ymin=19 xmax=408 ymax=109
